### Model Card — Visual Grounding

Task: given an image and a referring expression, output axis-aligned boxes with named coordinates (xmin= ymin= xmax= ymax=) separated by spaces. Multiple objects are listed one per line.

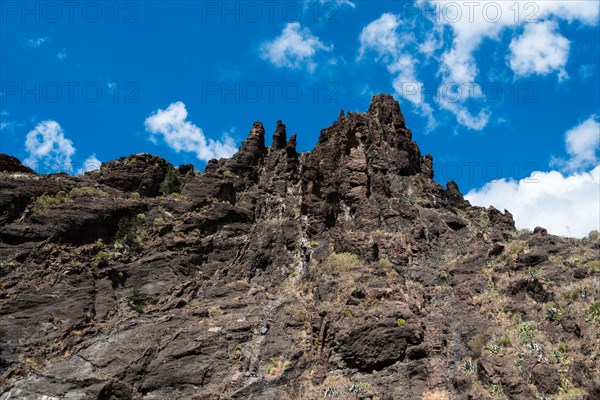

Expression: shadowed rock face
xmin=1 ymin=94 xmax=598 ymax=400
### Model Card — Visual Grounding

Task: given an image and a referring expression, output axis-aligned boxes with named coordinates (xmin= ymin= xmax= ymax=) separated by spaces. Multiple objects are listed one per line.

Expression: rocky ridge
xmin=0 ymin=95 xmax=599 ymax=400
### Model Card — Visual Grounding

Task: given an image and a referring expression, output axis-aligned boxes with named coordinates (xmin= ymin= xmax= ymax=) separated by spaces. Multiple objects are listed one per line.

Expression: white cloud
xmin=77 ymin=154 xmax=101 ymax=175
xmin=552 ymin=114 xmax=600 ymax=172
xmin=358 ymin=13 xmax=402 ymax=61
xmin=0 ymin=111 xmax=25 ymax=133
xmin=57 ymin=48 xmax=67 ymax=62
xmin=145 ymin=101 xmax=237 ymax=162
xmin=312 ymin=0 xmax=355 ymax=8
xmin=509 ymin=21 xmax=570 ymax=80
xmin=0 ymin=120 xmax=24 ymax=133
xmin=260 ymin=22 xmax=333 ymax=73
xmin=579 ymin=64 xmax=595 ymax=80
xmin=24 ymin=37 xmax=48 ymax=48
xmin=466 ymin=115 xmax=600 ymax=237
xmin=359 ymin=13 xmax=436 ymax=129
xmin=335 ymin=0 xmax=355 ymax=8
xmin=418 ymin=0 xmax=599 ymax=130
xmin=535 ymin=0 xmax=600 ymax=25
xmin=24 ymin=120 xmax=76 ymax=171
xmin=466 ymin=166 xmax=600 ymax=238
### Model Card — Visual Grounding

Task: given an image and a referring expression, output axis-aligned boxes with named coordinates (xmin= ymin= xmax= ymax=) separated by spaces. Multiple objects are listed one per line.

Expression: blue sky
xmin=1 ymin=1 xmax=599 ymax=236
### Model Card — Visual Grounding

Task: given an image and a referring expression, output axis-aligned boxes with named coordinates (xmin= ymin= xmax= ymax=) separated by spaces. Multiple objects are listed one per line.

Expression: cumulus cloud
xmin=551 ymin=114 xmax=600 ymax=172
xmin=145 ymin=101 xmax=237 ymax=162
xmin=77 ymin=154 xmax=102 ymax=175
xmin=466 ymin=166 xmax=599 ymax=237
xmin=509 ymin=21 xmax=570 ymax=80
xmin=466 ymin=115 xmax=600 ymax=237
xmin=359 ymin=13 xmax=436 ymax=130
xmin=260 ymin=23 xmax=333 ymax=73
xmin=358 ymin=13 xmax=402 ymax=61
xmin=24 ymin=120 xmax=76 ymax=171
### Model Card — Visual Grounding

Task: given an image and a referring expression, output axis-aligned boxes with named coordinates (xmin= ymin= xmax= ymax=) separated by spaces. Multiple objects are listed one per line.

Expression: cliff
xmin=1 ymin=95 xmax=598 ymax=400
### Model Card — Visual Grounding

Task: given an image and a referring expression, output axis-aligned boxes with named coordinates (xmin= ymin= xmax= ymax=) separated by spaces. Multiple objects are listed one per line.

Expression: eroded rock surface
xmin=1 ymin=95 xmax=599 ymax=400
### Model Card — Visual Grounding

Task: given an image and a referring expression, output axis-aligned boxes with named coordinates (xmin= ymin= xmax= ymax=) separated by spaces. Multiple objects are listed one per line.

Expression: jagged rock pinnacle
xmin=368 ymin=93 xmax=407 ymax=136
xmin=272 ymin=120 xmax=287 ymax=150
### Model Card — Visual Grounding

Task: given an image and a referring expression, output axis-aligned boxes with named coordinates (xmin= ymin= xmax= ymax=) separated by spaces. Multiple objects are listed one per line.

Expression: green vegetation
xmin=490 ymin=384 xmax=505 ymax=398
xmin=348 ymin=382 xmax=372 ymax=394
xmin=517 ymin=321 xmax=536 ymax=343
xmin=223 ymin=170 xmax=235 ymax=178
xmin=25 ymin=356 xmax=46 ymax=369
xmin=550 ymin=342 xmax=571 ymax=365
xmin=340 ymin=309 xmax=352 ymax=317
xmin=379 ymin=258 xmax=393 ymax=270
xmin=127 ymin=287 xmax=151 ymax=313
xmin=159 ymin=166 xmax=180 ymax=195
xmin=562 ymin=287 xmax=585 ymax=302
xmin=84 ymin=311 xmax=94 ymax=322
xmin=396 ymin=317 xmax=406 ymax=326
xmin=33 ymin=187 xmax=109 ymax=212
xmin=319 ymin=252 xmax=361 ymax=274
xmin=93 ymin=250 xmax=111 ymax=267
xmin=585 ymin=260 xmax=600 ymax=271
xmin=555 ymin=388 xmax=587 ymax=400
xmin=462 ymin=358 xmax=475 ymax=374
xmin=589 ymin=301 xmax=600 ymax=322
xmin=0 ymin=328 xmax=6 ymax=341
xmin=370 ymin=298 xmax=382 ymax=307
xmin=496 ymin=334 xmax=512 ymax=348
xmin=32 ymin=191 xmax=71 ymax=211
xmin=208 ymin=305 xmax=223 ymax=317
xmin=588 ymin=230 xmax=599 ymax=240
xmin=488 ymin=344 xmax=502 ymax=355
xmin=504 ymin=240 xmax=527 ymax=260
xmin=115 ymin=214 xmax=147 ymax=252
xmin=265 ymin=358 xmax=277 ymax=374
xmin=265 ymin=357 xmax=287 ymax=375
xmin=525 ymin=268 xmax=538 ymax=281
xmin=545 ymin=302 xmax=563 ymax=322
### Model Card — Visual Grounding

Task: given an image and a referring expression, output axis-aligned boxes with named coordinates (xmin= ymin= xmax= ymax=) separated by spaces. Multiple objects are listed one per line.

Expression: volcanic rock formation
xmin=1 ymin=95 xmax=599 ymax=399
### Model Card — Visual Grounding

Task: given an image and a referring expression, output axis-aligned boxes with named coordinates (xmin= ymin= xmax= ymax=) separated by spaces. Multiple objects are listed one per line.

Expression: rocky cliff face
xmin=1 ymin=95 xmax=599 ymax=400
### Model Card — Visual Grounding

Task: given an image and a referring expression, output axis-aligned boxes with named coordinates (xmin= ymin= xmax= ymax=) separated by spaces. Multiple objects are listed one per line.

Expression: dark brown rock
xmin=0 ymin=154 xmax=35 ymax=173
xmin=96 ymin=153 xmax=172 ymax=196
xmin=515 ymin=251 xmax=549 ymax=268
xmin=531 ymin=363 xmax=561 ymax=394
